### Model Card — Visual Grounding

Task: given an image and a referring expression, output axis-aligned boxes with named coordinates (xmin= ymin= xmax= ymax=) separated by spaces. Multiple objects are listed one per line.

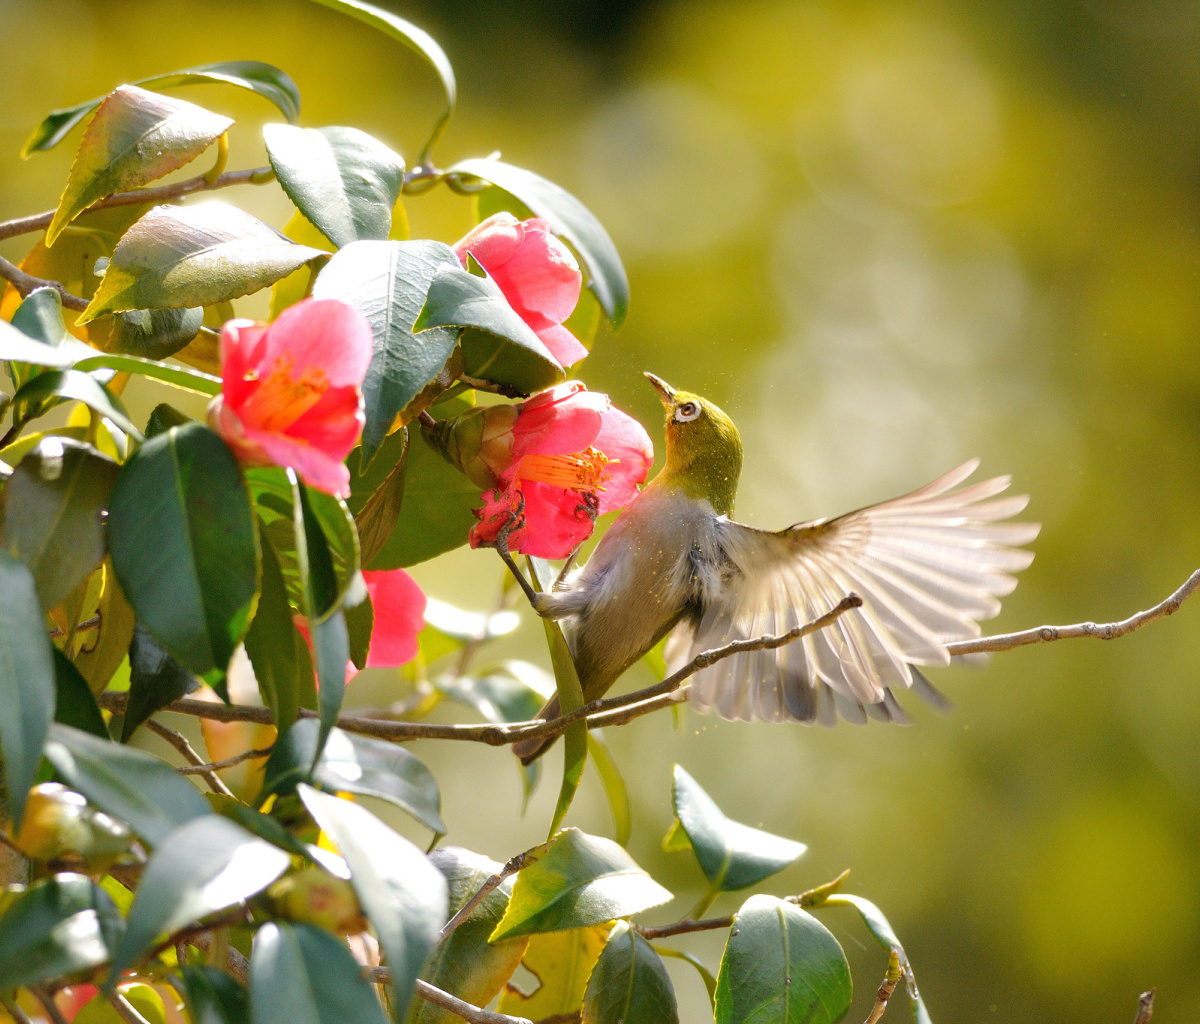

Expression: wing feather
xmin=680 ymin=461 xmax=1038 ymax=725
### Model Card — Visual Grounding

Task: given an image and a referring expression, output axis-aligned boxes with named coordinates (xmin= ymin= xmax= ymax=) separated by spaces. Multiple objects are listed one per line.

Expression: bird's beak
xmin=644 ymin=372 xmax=676 ymax=407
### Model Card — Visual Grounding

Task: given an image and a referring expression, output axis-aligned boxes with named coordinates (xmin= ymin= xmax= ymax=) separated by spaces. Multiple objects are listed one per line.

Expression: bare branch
xmin=361 ymin=970 xmax=532 ymax=1024
xmin=32 ymin=990 xmax=71 ymax=1024
xmin=0 ymin=167 xmax=274 ymax=242
xmin=143 ymin=718 xmax=234 ymax=797
xmin=176 ymin=746 xmax=273 ymax=775
xmin=863 ymin=949 xmax=903 ymax=1024
xmin=948 ymin=568 xmax=1200 ymax=656
xmin=0 ymin=253 xmax=88 ymax=310
xmin=440 ymin=851 xmax=534 ymax=943
xmin=1134 ymin=989 xmax=1155 ymax=1024
xmin=637 ymin=914 xmax=733 ymax=940
xmin=1 ymin=995 xmax=36 ymax=1024
xmin=107 ymin=993 xmax=152 ymax=1024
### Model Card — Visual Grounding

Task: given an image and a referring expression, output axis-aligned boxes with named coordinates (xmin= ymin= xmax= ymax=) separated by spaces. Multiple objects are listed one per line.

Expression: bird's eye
xmin=674 ymin=402 xmax=701 ymax=423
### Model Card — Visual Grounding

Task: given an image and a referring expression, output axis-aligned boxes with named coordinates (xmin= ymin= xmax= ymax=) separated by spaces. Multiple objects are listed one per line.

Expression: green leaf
xmin=0 ymin=554 xmax=56 ymax=827
xmin=145 ymin=403 xmax=192 ymax=439
xmin=345 ymin=427 xmax=407 ymax=567
xmin=496 ymin=926 xmax=611 ymax=1020
xmin=654 ymin=946 xmax=717 ymax=1009
xmin=120 ymin=625 xmax=200 ymax=741
xmin=108 ymin=423 xmax=259 ymax=693
xmin=450 ymin=159 xmax=629 ymax=328
xmin=181 ymin=965 xmax=250 ymax=1024
xmin=22 ymin=61 xmax=300 ymax=157
xmin=528 ymin=557 xmax=587 ymax=839
xmin=582 ymin=921 xmax=679 ymax=1024
xmin=74 ymin=354 xmax=221 ymax=396
xmin=310 ymin=239 xmax=461 ymax=462
xmin=265 ymin=125 xmax=405 ymax=248
xmin=407 ymin=847 xmax=530 ymax=1024
xmin=300 ymin=485 xmax=361 ymax=618
xmin=244 ymin=534 xmax=306 ymax=734
xmin=10 ymin=370 xmax=143 ymax=441
xmin=52 ymin=648 xmax=108 ymax=739
xmin=263 ymin=720 xmax=444 ymax=835
xmin=113 ymin=816 xmax=289 ymax=977
xmin=46 ymin=85 xmax=232 ymax=246
xmin=366 ymin=427 xmax=478 ymax=568
xmin=302 ymin=0 xmax=454 ymax=158
xmin=1 ymin=304 xmax=94 ymax=376
xmin=298 ymin=786 xmax=448 ymax=1020
xmin=714 ymin=895 xmax=852 ymax=1024
xmin=434 ymin=667 xmax=545 ymax=725
xmin=819 ymin=894 xmax=930 ymax=1024
xmin=490 ymin=828 xmax=672 ymax=942
xmin=0 ymin=874 xmax=124 ymax=989
xmin=587 ymin=731 xmax=631 ymax=847
xmin=0 ymin=436 xmax=119 ymax=610
xmin=414 ymin=266 xmax=563 ymax=392
xmin=44 ymin=723 xmax=211 ymax=845
xmin=79 ymin=203 xmax=328 ymax=322
xmin=250 ymin=921 xmax=390 ymax=1024
xmin=105 ymin=307 xmax=205 ymax=360
xmin=671 ymin=765 xmax=806 ymax=892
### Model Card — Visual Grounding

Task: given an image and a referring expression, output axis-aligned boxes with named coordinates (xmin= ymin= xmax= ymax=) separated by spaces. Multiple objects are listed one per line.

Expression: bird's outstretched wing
xmin=672 ymin=460 xmax=1039 ymax=725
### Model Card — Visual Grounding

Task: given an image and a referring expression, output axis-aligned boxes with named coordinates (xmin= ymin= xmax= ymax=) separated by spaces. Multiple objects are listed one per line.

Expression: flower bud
xmin=436 ymin=404 xmax=519 ymax=490
xmin=268 ymin=866 xmax=367 ymax=934
xmin=7 ymin=783 xmax=133 ymax=866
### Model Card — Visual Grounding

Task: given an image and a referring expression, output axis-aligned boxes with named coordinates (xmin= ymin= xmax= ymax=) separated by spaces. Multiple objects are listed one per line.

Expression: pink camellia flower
xmin=453 ymin=213 xmax=588 ymax=368
xmin=295 ymin=569 xmax=427 ymax=684
xmin=447 ymin=381 xmax=653 ymax=559
xmin=207 ymin=298 xmax=373 ymax=498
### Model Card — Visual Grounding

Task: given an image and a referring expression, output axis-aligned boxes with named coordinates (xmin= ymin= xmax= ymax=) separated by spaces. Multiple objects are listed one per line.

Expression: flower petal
xmin=285 ymin=384 xmax=364 ymax=458
xmin=512 ymin=480 xmax=596 ymax=558
xmin=257 ymin=298 xmax=374 ymax=388
xmin=535 ymin=324 xmax=588 ymax=368
xmin=491 ymin=222 xmax=581 ymax=327
xmin=242 ymin=427 xmax=353 ymax=497
xmin=510 ymin=382 xmax=605 ymax=461
xmin=363 ymin=569 xmax=427 ymax=668
xmin=592 ymin=405 xmax=654 ymax=511
xmin=454 ymin=212 xmax=523 ymax=269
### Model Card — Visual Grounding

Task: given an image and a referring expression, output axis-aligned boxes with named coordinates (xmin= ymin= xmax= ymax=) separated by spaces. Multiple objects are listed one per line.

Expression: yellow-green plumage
xmin=512 ymin=373 xmax=1038 ymax=765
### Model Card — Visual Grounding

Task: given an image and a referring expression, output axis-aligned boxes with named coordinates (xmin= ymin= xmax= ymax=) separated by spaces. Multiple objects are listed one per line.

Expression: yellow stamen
xmin=515 ymin=446 xmax=616 ymax=492
xmin=239 ymin=352 xmax=329 ymax=430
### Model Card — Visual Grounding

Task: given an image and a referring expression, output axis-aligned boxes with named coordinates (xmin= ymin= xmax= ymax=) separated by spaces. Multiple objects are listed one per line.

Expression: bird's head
xmin=644 ymin=373 xmax=743 ymax=515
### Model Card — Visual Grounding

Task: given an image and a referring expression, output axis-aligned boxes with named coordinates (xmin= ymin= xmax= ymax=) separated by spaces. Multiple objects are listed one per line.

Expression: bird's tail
xmin=511 ymin=694 xmax=561 ymax=766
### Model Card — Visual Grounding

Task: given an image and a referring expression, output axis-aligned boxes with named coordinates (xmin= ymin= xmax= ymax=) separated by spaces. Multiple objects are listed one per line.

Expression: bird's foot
xmin=574 ymin=490 xmax=600 ymax=526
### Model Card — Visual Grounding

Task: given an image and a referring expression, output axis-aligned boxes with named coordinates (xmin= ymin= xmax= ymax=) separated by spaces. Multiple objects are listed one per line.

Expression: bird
xmin=506 ymin=372 xmax=1039 ymax=765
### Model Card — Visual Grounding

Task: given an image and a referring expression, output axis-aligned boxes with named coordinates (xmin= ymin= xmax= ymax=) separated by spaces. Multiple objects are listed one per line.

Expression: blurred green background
xmin=5 ymin=0 xmax=1200 ymax=1019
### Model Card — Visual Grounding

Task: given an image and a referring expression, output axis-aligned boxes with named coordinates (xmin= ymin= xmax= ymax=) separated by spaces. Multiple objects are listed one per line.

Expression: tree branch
xmin=175 ymin=746 xmax=273 ymax=775
xmin=636 ymin=914 xmax=733 ymax=940
xmin=0 ymin=253 xmax=88 ymax=310
xmin=947 ymin=568 xmax=1200 ymax=656
xmin=440 ymin=851 xmax=534 ymax=942
xmin=107 ymin=993 xmax=151 ymax=1024
xmin=143 ymin=718 xmax=234 ymax=797
xmin=863 ymin=949 xmax=903 ymax=1024
xmin=0 ymin=167 xmax=274 ymax=242
xmin=360 ymin=970 xmax=532 ymax=1024
xmin=1134 ymin=989 xmax=1155 ymax=1024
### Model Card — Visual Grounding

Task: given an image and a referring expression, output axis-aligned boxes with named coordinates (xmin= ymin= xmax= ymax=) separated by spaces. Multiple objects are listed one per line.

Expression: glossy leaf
xmin=121 ymin=625 xmax=200 ymax=741
xmin=366 ymin=427 xmax=478 ymax=568
xmin=0 ymin=874 xmax=124 ymax=990
xmin=250 ymin=921 xmax=390 ymax=1024
xmin=714 ymin=895 xmax=852 ymax=1024
xmin=0 ymin=436 xmax=119 ymax=610
xmin=310 ymin=239 xmax=461 ymax=461
xmin=414 ymin=265 xmax=563 ymax=392
xmin=582 ymin=921 xmax=679 ymax=1024
xmin=23 ymin=61 xmax=300 ymax=157
xmin=0 ymin=553 xmax=57 ymax=827
xmin=671 ymin=765 xmax=806 ymax=892
xmin=71 ymin=560 xmax=136 ymax=694
xmin=268 ymin=212 xmax=336 ymax=321
xmin=105 ymin=306 xmax=205 ymax=360
xmin=181 ymin=964 xmax=251 ymax=1024
xmin=145 ymin=403 xmax=192 ymax=439
xmin=265 ymin=124 xmax=405 ymax=247
xmin=244 ymin=534 xmax=307 ymax=734
xmin=114 ymin=816 xmax=289 ymax=976
xmin=588 ymin=731 xmax=632 ymax=847
xmin=46 ymin=85 xmax=232 ymax=245
xmin=79 ymin=203 xmax=328 ymax=322
xmin=11 ymin=370 xmax=142 ymax=441
xmin=450 ymin=158 xmax=629 ymax=328
xmin=407 ymin=847 xmax=529 ymax=1024
xmin=53 ymin=647 xmax=108 ymax=739
xmin=72 ymin=354 xmax=220 ymax=396
xmin=303 ymin=0 xmax=455 ymax=154
xmin=346 ymin=426 xmax=408 ymax=568
xmin=298 ymin=786 xmax=448 ymax=1020
xmin=529 ymin=556 xmax=587 ymax=839
xmin=44 ymin=723 xmax=211 ymax=845
xmin=263 ymin=719 xmax=444 ymax=835
xmin=490 ymin=828 xmax=672 ymax=942
xmin=496 ymin=925 xmax=611 ymax=1020
xmin=108 ymin=423 xmax=259 ymax=693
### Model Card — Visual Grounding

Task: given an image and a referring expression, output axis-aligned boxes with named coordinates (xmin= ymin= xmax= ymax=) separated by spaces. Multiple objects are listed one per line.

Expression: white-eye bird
xmin=508 ymin=373 xmax=1039 ymax=765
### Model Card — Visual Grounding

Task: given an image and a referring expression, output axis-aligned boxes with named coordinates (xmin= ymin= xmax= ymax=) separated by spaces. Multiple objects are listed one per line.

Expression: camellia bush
xmin=7 ymin=1 xmax=1167 ymax=1023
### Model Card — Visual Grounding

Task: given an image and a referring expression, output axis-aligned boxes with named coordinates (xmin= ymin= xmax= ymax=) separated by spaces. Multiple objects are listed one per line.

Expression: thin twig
xmin=948 ymin=569 xmax=1200 ymax=655
xmin=107 ymin=993 xmax=151 ymax=1024
xmin=863 ymin=949 xmax=903 ymax=1024
xmin=637 ymin=914 xmax=733 ymax=940
xmin=0 ymin=253 xmax=88 ymax=310
xmin=531 ymin=1015 xmax=580 ymax=1024
xmin=0 ymin=167 xmax=274 ymax=242
xmin=440 ymin=851 xmax=534 ymax=942
xmin=1 ymin=995 xmax=36 ymax=1024
xmin=1134 ymin=989 xmax=1155 ymax=1024
xmin=176 ymin=746 xmax=273 ymax=775
xmin=32 ymin=990 xmax=71 ymax=1024
xmin=143 ymin=718 xmax=234 ymax=797
xmin=360 ymin=971 xmax=532 ymax=1024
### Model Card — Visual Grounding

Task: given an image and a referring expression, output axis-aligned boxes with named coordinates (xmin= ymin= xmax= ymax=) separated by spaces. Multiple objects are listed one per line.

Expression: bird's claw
xmin=575 ymin=490 xmax=600 ymax=525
